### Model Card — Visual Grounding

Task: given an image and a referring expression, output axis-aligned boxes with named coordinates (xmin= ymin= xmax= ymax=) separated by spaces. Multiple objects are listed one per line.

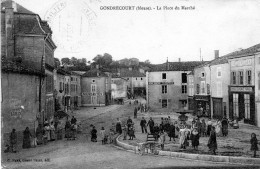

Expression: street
xmin=2 ymin=100 xmax=235 ymax=169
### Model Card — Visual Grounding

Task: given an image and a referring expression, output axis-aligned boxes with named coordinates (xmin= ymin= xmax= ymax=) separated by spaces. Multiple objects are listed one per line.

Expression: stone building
xmin=1 ymin=0 xmax=56 ymax=123
xmin=1 ymin=58 xmax=43 ymax=148
xmin=81 ymin=69 xmax=111 ymax=106
xmin=227 ymin=44 xmax=260 ymax=126
xmin=70 ymin=71 xmax=82 ymax=109
xmin=146 ymin=60 xmax=204 ymax=112
xmin=1 ymin=0 xmax=56 ymax=124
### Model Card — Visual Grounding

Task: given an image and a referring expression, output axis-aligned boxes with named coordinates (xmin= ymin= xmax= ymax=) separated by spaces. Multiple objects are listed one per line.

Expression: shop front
xmin=228 ymin=86 xmax=255 ymax=125
xmin=194 ymin=95 xmax=211 ymax=117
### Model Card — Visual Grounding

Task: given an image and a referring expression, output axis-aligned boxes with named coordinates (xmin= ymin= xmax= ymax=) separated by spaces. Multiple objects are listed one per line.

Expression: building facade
xmin=228 ymin=44 xmax=260 ymax=126
xmin=146 ymin=61 xmax=204 ymax=112
xmin=1 ymin=0 xmax=56 ymax=124
xmin=111 ymin=76 xmax=128 ymax=102
xmin=54 ymin=68 xmax=66 ymax=111
xmin=70 ymin=71 xmax=82 ymax=109
xmin=81 ymin=69 xmax=111 ymax=106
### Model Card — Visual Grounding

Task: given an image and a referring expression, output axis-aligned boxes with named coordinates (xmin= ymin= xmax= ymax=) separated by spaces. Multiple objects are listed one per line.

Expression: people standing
xmin=147 ymin=117 xmax=154 ymax=134
xmin=10 ymin=129 xmax=17 ymax=153
xmin=36 ymin=124 xmax=43 ymax=145
xmin=250 ymin=133 xmax=258 ymax=158
xmin=91 ymin=126 xmax=97 ymax=142
xmin=56 ymin=121 xmax=63 ymax=140
xmin=140 ymin=117 xmax=147 ymax=133
xmin=153 ymin=123 xmax=160 ymax=141
xmin=122 ymin=124 xmax=127 ymax=140
xmin=100 ymin=127 xmax=106 ymax=144
xmin=116 ymin=118 xmax=122 ymax=134
xmin=134 ymin=107 xmax=138 ymax=118
xmin=127 ymin=116 xmax=133 ymax=132
xmin=159 ymin=131 xmax=166 ymax=150
xmin=50 ymin=122 xmax=56 ymax=141
xmin=23 ymin=127 xmax=32 ymax=149
xmin=191 ymin=128 xmax=200 ymax=150
xmin=221 ymin=117 xmax=229 ymax=136
xmin=207 ymin=118 xmax=212 ymax=137
xmin=201 ymin=119 xmax=207 ymax=137
xmin=207 ymin=126 xmax=217 ymax=155
xmin=71 ymin=116 xmax=77 ymax=125
xmin=65 ymin=119 xmax=71 ymax=139
xmin=44 ymin=123 xmax=51 ymax=141
xmin=168 ymin=122 xmax=175 ymax=142
xmin=128 ymin=126 xmax=135 ymax=140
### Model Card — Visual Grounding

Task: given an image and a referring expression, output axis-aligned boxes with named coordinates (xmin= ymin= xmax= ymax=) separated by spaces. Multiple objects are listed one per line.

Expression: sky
xmin=12 ymin=0 xmax=260 ymax=64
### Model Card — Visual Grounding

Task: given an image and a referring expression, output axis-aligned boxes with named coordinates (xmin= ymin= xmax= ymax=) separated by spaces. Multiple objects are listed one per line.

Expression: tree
xmin=103 ymin=53 xmax=113 ymax=66
xmin=54 ymin=58 xmax=61 ymax=68
xmin=61 ymin=57 xmax=71 ymax=65
xmin=144 ymin=59 xmax=151 ymax=64
xmin=71 ymin=57 xmax=78 ymax=66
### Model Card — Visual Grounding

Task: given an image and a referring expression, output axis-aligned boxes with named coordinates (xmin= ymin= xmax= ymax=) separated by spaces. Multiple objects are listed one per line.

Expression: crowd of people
xmin=6 ymin=116 xmax=82 ymax=153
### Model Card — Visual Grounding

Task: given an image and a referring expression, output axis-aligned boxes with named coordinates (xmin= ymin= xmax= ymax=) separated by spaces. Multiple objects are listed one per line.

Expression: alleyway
xmin=2 ymin=99 xmax=235 ymax=169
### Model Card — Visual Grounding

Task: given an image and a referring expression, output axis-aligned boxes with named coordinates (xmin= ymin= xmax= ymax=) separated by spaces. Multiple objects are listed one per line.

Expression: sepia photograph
xmin=1 ymin=0 xmax=260 ymax=168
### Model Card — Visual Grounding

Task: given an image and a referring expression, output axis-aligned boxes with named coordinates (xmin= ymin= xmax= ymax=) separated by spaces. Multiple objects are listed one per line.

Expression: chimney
xmin=5 ymin=0 xmax=15 ymax=60
xmin=178 ymin=58 xmax=181 ymax=62
xmin=166 ymin=57 xmax=169 ymax=70
xmin=214 ymin=50 xmax=219 ymax=59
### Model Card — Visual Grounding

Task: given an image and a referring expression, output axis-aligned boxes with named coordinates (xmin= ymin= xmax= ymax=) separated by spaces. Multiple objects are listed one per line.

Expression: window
xmin=244 ymin=94 xmax=250 ymax=119
xmin=196 ymin=84 xmax=200 ymax=94
xmin=136 ymin=78 xmax=137 ymax=80
xmin=91 ymin=84 xmax=96 ymax=92
xmin=182 ymin=73 xmax=187 ymax=83
xmin=162 ymin=99 xmax=167 ymax=108
xmin=182 ymin=85 xmax=187 ymax=93
xmin=231 ymin=72 xmax=236 ymax=85
xmin=246 ymin=70 xmax=251 ymax=85
xmin=207 ymin=84 xmax=210 ymax=95
xmin=92 ymin=79 xmax=95 ymax=83
xmin=239 ymin=71 xmax=243 ymax=85
xmin=233 ymin=94 xmax=239 ymax=117
xmin=162 ymin=73 xmax=166 ymax=79
xmin=162 ymin=85 xmax=167 ymax=94
xmin=181 ymin=100 xmax=187 ymax=108
xmin=141 ymin=78 xmax=143 ymax=80
xmin=217 ymin=67 xmax=221 ymax=77
xmin=201 ymin=81 xmax=205 ymax=94
xmin=201 ymin=72 xmax=205 ymax=78
xmin=71 ymin=77 xmax=73 ymax=81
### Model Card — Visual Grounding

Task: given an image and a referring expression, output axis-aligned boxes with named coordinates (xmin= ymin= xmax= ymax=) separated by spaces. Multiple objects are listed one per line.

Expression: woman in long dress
xmin=50 ymin=122 xmax=56 ymax=141
xmin=168 ymin=122 xmax=175 ymax=141
xmin=208 ymin=126 xmax=217 ymax=155
xmin=23 ymin=127 xmax=32 ymax=149
xmin=191 ymin=128 xmax=200 ymax=150
xmin=221 ymin=117 xmax=228 ymax=136
xmin=116 ymin=118 xmax=122 ymax=134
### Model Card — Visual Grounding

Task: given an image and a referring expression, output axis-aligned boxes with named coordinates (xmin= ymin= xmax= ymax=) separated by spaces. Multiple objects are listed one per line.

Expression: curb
xmin=115 ymin=135 xmax=260 ymax=165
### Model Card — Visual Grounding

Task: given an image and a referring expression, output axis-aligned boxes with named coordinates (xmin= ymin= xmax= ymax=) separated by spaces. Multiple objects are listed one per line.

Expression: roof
xmin=82 ymin=69 xmax=108 ymax=77
xmin=71 ymin=71 xmax=86 ymax=76
xmin=119 ymin=69 xmax=146 ymax=77
xmin=1 ymin=0 xmax=35 ymax=14
xmin=2 ymin=57 xmax=44 ymax=76
xmin=71 ymin=71 xmax=82 ymax=76
xmin=150 ymin=61 xmax=206 ymax=72
xmin=226 ymin=43 xmax=260 ymax=59
xmin=208 ymin=43 xmax=260 ymax=66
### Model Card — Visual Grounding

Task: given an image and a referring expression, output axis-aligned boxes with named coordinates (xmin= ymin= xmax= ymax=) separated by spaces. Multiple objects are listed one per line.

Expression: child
xmin=159 ymin=131 xmax=166 ymax=150
xmin=122 ymin=124 xmax=127 ymax=140
xmin=109 ymin=129 xmax=114 ymax=143
xmin=128 ymin=126 xmax=134 ymax=140
xmin=100 ymin=127 xmax=106 ymax=145
xmin=250 ymin=133 xmax=258 ymax=158
xmin=191 ymin=128 xmax=200 ymax=150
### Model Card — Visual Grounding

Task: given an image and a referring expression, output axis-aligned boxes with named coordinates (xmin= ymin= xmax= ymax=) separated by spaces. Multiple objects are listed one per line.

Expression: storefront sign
xmin=148 ymin=82 xmax=174 ymax=85
xmin=230 ymin=86 xmax=253 ymax=92
xmin=82 ymin=92 xmax=104 ymax=96
xmin=231 ymin=59 xmax=252 ymax=67
xmin=194 ymin=95 xmax=210 ymax=101
xmin=9 ymin=99 xmax=22 ymax=118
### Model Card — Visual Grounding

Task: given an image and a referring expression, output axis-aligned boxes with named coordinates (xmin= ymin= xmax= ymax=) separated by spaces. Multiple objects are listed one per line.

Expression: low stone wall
xmin=115 ymin=135 xmax=260 ymax=165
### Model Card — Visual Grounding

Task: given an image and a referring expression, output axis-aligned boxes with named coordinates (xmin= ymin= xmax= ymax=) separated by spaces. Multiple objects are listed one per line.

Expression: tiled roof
xmin=82 ymin=69 xmax=108 ymax=77
xmin=1 ymin=1 xmax=35 ymax=14
xmin=208 ymin=43 xmax=260 ymax=66
xmin=119 ymin=69 xmax=145 ymax=77
xmin=2 ymin=57 xmax=43 ymax=76
xmin=226 ymin=43 xmax=260 ymax=58
xmin=150 ymin=61 xmax=206 ymax=72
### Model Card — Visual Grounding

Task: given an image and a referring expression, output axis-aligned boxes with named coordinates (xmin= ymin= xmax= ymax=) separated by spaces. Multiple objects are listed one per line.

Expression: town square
xmin=1 ymin=0 xmax=260 ymax=168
